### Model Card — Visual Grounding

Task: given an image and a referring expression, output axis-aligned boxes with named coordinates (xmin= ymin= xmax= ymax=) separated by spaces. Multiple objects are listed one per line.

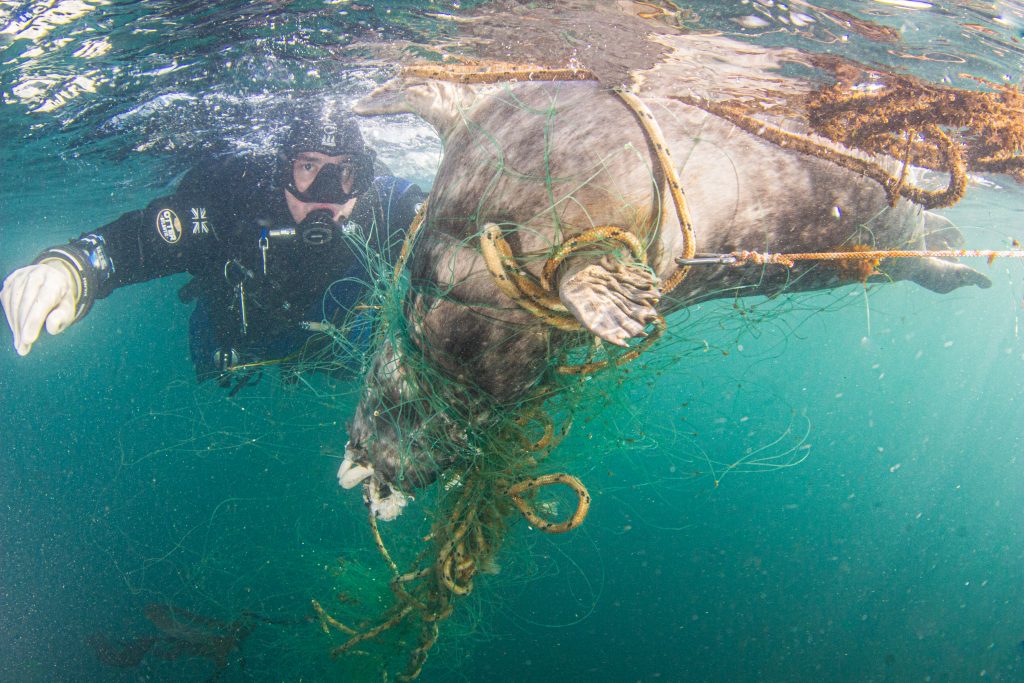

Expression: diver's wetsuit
xmin=37 ymin=155 xmax=424 ymax=379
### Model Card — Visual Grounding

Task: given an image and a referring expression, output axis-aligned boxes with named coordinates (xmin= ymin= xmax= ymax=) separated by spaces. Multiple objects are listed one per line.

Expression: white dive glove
xmin=1 ymin=259 xmax=81 ymax=356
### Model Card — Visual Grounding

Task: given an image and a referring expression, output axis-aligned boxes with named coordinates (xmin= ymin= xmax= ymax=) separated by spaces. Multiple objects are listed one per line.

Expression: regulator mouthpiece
xmin=298 ymin=209 xmax=337 ymax=247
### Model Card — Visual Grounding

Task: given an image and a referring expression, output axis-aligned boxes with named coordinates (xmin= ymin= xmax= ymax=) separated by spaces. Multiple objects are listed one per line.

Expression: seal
xmin=338 ymin=70 xmax=991 ymax=519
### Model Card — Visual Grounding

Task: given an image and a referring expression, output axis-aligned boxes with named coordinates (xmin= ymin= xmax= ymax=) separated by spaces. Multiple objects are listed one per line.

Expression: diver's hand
xmin=1 ymin=261 xmax=79 ymax=356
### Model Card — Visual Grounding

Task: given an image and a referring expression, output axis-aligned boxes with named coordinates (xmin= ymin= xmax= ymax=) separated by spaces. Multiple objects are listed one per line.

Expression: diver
xmin=0 ymin=102 xmax=425 ymax=390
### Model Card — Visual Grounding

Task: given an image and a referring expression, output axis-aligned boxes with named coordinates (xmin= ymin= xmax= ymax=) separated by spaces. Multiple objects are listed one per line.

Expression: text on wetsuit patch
xmin=156 ymin=208 xmax=182 ymax=244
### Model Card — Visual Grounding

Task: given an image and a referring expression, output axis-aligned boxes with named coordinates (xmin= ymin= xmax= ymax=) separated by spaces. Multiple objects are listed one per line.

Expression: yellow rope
xmin=481 ymin=221 xmax=667 ymax=374
xmin=613 ymin=87 xmax=697 ymax=292
xmin=480 ymin=222 xmax=657 ymax=333
xmin=515 ymin=408 xmax=556 ymax=452
xmin=507 ymin=473 xmax=591 ymax=534
xmin=478 ymin=223 xmax=577 ymax=330
xmin=369 ymin=513 xmax=400 ymax=576
xmin=555 ymin=315 xmax=667 ymax=376
xmin=539 ymin=226 xmax=648 ymax=292
xmin=400 ymin=622 xmax=439 ymax=682
xmin=731 ymin=248 xmax=1024 ymax=268
xmin=402 ymin=62 xmax=597 ymax=84
xmin=331 ymin=605 xmax=416 ymax=657
xmin=394 ymin=199 xmax=428 ymax=282
xmin=311 ymin=599 xmax=357 ymax=636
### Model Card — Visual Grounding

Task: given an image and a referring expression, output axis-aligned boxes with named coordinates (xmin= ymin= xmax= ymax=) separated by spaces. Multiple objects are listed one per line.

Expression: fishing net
xmin=86 ymin=53 xmax=1024 ymax=681
xmin=300 ymin=59 xmax=1024 ymax=680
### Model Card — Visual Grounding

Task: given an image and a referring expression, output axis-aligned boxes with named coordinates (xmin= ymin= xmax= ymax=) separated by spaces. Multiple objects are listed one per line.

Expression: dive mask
xmin=284 ymin=153 xmax=374 ymax=205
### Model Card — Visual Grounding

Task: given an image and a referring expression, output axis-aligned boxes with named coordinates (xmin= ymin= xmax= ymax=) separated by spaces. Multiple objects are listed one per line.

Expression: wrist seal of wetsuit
xmin=32 ymin=245 xmax=97 ymax=321
xmin=297 ymin=209 xmax=338 ymax=247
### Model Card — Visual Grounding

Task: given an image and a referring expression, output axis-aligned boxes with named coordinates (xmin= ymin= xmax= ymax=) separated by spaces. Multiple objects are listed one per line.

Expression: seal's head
xmin=337 ymin=338 xmax=457 ymax=520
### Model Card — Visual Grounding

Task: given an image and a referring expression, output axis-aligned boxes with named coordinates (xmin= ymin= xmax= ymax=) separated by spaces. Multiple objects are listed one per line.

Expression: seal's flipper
xmin=883 ymin=256 xmax=992 ymax=294
xmin=880 ymin=212 xmax=989 ymax=292
xmin=558 ymin=256 xmax=660 ymax=347
xmin=353 ymin=76 xmax=486 ymax=141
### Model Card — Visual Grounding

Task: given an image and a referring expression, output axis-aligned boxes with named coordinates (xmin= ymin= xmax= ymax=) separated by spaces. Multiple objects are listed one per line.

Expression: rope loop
xmin=515 ymin=408 xmax=556 ymax=452
xmin=539 ymin=226 xmax=648 ymax=292
xmin=479 ymin=222 xmax=581 ymax=331
xmin=555 ymin=314 xmax=666 ymax=375
xmin=507 ymin=473 xmax=591 ymax=534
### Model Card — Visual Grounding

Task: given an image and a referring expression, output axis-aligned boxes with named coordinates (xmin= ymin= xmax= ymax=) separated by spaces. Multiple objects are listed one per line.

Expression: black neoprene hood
xmin=283 ymin=101 xmax=367 ymax=159
xmin=277 ymin=100 xmax=376 ymax=204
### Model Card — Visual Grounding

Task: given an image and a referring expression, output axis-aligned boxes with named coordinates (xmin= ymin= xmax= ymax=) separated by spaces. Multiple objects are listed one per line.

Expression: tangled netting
xmin=308 ymin=211 xmax=602 ymax=680
xmin=300 ymin=61 xmax=1024 ymax=679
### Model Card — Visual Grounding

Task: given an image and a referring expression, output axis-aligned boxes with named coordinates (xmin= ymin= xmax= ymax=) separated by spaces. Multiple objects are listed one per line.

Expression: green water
xmin=2 ymin=1 xmax=1024 ymax=681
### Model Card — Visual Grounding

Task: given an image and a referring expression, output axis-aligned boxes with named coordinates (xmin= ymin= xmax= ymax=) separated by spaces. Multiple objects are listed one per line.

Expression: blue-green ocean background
xmin=2 ymin=1 xmax=1023 ymax=681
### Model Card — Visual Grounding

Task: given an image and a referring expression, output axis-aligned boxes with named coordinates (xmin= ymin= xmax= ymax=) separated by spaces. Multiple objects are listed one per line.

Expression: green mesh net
xmin=87 ymin=56 xmax=1024 ymax=681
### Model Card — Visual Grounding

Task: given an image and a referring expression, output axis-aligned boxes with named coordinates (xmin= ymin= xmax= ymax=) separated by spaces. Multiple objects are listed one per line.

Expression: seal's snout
xmin=338 ymin=440 xmax=374 ymax=489
xmin=337 ymin=337 xmax=433 ymax=521
xmin=338 ymin=430 xmax=413 ymax=521
xmin=364 ymin=477 xmax=410 ymax=521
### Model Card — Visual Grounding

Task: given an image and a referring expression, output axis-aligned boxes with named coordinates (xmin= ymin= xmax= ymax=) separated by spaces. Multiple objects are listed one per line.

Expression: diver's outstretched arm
xmin=1 ymin=248 xmax=91 ymax=356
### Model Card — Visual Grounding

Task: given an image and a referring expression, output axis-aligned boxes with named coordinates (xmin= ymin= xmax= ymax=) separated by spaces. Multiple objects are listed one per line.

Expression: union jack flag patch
xmin=191 ymin=207 xmax=209 ymax=235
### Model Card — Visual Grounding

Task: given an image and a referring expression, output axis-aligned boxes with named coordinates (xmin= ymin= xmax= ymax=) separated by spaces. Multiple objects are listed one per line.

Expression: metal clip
xmin=267 ymin=227 xmax=296 ymax=239
xmin=237 ymin=281 xmax=248 ymax=335
xmin=223 ymin=259 xmax=253 ymax=335
xmin=259 ymin=228 xmax=269 ymax=275
xmin=675 ymin=253 xmax=738 ymax=266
